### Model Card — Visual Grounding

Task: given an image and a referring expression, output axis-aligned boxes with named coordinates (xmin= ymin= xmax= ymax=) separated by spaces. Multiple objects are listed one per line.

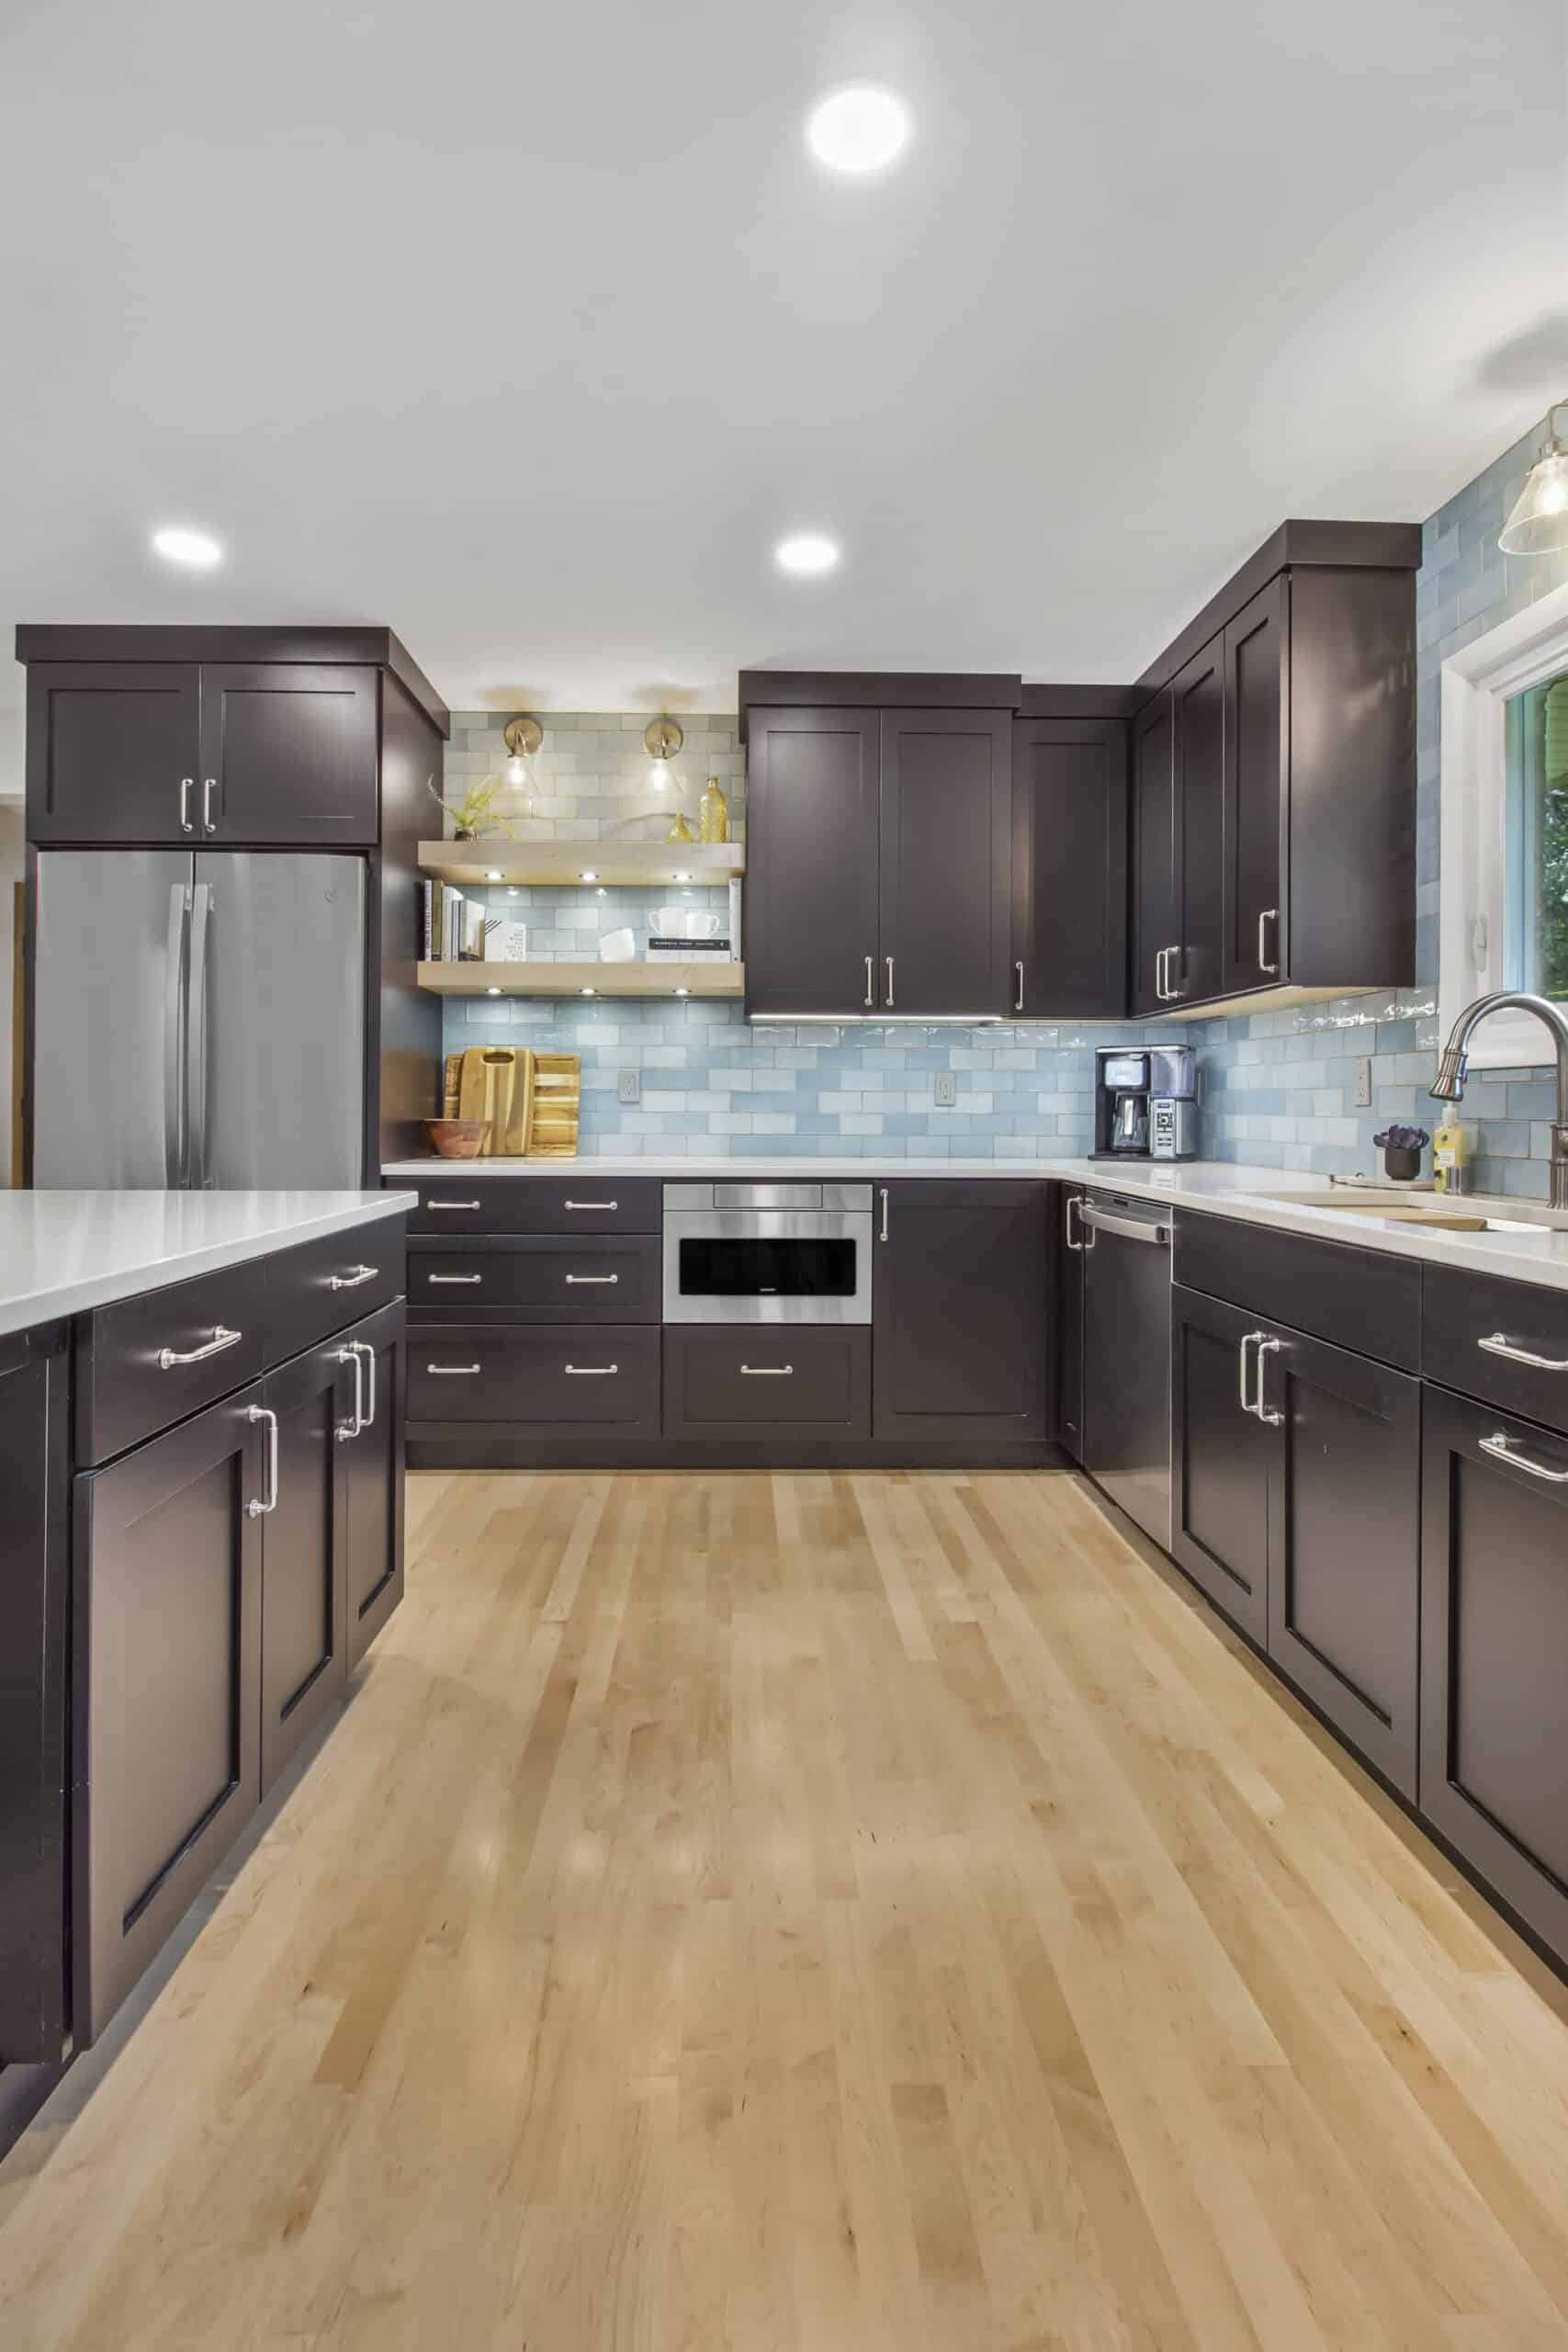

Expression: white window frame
xmin=1439 ymin=577 xmax=1568 ymax=1069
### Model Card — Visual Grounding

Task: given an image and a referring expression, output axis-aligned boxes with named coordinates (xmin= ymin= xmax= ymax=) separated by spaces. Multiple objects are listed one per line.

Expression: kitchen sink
xmin=1258 ymin=1187 xmax=1564 ymax=1237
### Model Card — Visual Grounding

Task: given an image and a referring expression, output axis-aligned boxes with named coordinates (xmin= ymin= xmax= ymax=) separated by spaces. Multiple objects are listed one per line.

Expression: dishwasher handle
xmin=1078 ymin=1201 xmax=1171 ymax=1248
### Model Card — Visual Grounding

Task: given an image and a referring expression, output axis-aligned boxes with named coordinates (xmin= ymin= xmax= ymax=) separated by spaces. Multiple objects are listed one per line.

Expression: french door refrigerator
xmin=31 ymin=850 xmax=368 ymax=1188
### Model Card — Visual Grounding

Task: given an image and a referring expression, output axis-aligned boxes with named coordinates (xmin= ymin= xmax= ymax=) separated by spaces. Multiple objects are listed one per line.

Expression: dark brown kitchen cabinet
xmin=1171 ymin=1283 xmax=1273 ymax=1645
xmin=0 ymin=1324 xmax=70 ymax=2065
xmin=197 ymin=664 xmax=378 ymax=845
xmin=1168 ymin=638 xmax=1224 ymax=1006
xmin=257 ymin=1340 xmax=353 ymax=1793
xmin=879 ymin=707 xmax=1012 ymax=1017
xmin=742 ymin=707 xmax=881 ymax=1017
xmin=26 ymin=662 xmax=201 ymax=842
xmin=340 ymin=1301 xmax=406 ymax=1670
xmin=1130 ymin=689 xmax=1176 ymax=1015
xmin=663 ymin=1326 xmax=871 ymax=1440
xmin=73 ymin=1388 xmax=265 ymax=2044
xmin=1222 ymin=579 xmax=1286 ymax=992
xmin=1010 ymin=718 xmax=1127 ymax=1019
xmin=1056 ymin=1189 xmax=1085 ymax=1456
xmin=1420 ymin=1386 xmax=1568 ymax=1962
xmin=873 ymin=1182 xmax=1048 ymax=1442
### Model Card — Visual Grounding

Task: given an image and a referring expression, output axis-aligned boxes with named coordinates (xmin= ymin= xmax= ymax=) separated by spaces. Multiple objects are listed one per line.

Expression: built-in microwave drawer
xmin=404 ymin=1177 xmax=661 ymax=1235
xmin=662 ymin=1326 xmax=870 ymax=1436
xmin=408 ymin=1325 xmax=660 ymax=1430
xmin=1424 ymin=1266 xmax=1568 ymax=1434
xmin=408 ymin=1237 xmax=660 ymax=1322
xmin=75 ymin=1259 xmax=269 ymax=1465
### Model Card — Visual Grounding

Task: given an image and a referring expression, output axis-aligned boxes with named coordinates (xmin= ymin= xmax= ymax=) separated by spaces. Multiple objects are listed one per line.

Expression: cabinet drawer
xmin=75 ymin=1259 xmax=269 ymax=1465
xmin=1173 ymin=1211 xmax=1420 ymax=1372
xmin=409 ymin=1236 xmax=660 ymax=1322
xmin=663 ymin=1326 xmax=871 ymax=1436
xmin=1423 ymin=1266 xmax=1568 ymax=1435
xmin=264 ymin=1217 xmax=406 ymax=1362
xmin=404 ymin=1176 xmax=660 ymax=1235
xmin=409 ymin=1326 xmax=660 ymax=1431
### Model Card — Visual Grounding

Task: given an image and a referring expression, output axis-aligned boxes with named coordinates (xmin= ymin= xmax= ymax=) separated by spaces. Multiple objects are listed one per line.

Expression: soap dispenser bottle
xmin=1433 ymin=1106 xmax=1469 ymax=1195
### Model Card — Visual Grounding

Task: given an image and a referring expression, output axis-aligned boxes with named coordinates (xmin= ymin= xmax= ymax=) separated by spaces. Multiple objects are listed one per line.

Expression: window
xmin=1439 ymin=580 xmax=1568 ymax=1069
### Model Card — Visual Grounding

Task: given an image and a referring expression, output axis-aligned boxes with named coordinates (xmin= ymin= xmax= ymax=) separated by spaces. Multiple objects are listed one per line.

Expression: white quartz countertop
xmin=0 ymin=1191 xmax=418 ymax=1340
xmin=384 ymin=1154 xmax=1568 ymax=1293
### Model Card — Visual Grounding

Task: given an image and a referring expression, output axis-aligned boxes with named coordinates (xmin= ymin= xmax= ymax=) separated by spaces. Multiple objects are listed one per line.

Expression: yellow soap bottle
xmin=1433 ymin=1107 xmax=1468 ymax=1195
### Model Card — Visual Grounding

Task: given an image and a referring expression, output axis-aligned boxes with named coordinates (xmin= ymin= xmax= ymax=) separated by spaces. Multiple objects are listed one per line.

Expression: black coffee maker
xmin=1091 ymin=1046 xmax=1199 ymax=1161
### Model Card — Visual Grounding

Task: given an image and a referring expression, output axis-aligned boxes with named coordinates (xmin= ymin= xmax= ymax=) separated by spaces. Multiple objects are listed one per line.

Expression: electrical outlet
xmin=934 ymin=1072 xmax=958 ymax=1108
xmin=1352 ymin=1057 xmax=1372 ymax=1109
xmin=617 ymin=1069 xmax=641 ymax=1105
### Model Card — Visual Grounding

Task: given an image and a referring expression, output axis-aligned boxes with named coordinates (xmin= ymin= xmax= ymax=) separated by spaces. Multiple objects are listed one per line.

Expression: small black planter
xmin=1382 ymin=1145 xmax=1422 ymax=1182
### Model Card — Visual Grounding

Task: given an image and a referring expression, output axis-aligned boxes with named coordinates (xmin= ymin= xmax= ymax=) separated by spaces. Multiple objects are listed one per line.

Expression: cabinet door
xmin=26 ymin=662 xmax=200 ymax=842
xmin=879 ymin=708 xmax=1012 ymax=1017
xmin=259 ymin=1340 xmax=355 ymax=1793
xmin=1223 ymin=580 xmax=1287 ymax=993
xmin=873 ymin=1182 xmax=1048 ymax=1442
xmin=1010 ymin=718 xmax=1127 ymax=1019
xmin=73 ymin=1388 xmax=264 ymax=2043
xmin=742 ymin=707 xmax=880 ymax=1016
xmin=198 ymin=664 xmax=379 ymax=845
xmin=0 ymin=1325 xmax=69 ymax=2064
xmin=1170 ymin=1283 xmax=1272 ymax=1645
xmin=1420 ymin=1387 xmax=1568 ymax=1962
xmin=340 ymin=1301 xmax=406 ymax=1670
xmin=1170 ymin=637 xmax=1224 ymax=1006
xmin=1264 ymin=1325 xmax=1420 ymax=1796
xmin=1130 ymin=689 xmax=1176 ymax=1015
xmin=1056 ymin=1190 xmax=1085 ymax=1457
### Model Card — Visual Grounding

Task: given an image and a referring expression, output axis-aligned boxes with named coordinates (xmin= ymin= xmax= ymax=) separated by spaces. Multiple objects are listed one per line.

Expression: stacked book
xmin=646 ymin=934 xmax=733 ymax=966
xmin=420 ymin=882 xmax=487 ymax=961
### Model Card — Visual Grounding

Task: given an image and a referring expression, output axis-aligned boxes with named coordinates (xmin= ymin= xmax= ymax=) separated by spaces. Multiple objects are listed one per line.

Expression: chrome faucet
xmin=1429 ymin=990 xmax=1568 ymax=1207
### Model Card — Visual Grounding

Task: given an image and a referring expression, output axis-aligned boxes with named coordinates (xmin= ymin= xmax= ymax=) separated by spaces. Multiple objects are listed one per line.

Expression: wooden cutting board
xmin=457 ymin=1047 xmax=533 ymax=1157
xmin=527 ymin=1054 xmax=581 ymax=1158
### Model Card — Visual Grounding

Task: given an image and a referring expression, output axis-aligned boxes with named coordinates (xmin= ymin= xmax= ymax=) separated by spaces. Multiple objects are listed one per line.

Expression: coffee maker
xmin=1092 ymin=1046 xmax=1199 ymax=1161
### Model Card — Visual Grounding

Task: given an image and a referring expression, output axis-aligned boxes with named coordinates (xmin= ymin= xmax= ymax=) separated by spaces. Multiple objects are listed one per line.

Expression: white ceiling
xmin=2 ymin=0 xmax=1565 ymax=779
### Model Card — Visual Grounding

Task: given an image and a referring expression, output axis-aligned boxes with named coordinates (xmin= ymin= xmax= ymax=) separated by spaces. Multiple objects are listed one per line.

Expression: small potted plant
xmin=1373 ymin=1123 xmax=1430 ymax=1182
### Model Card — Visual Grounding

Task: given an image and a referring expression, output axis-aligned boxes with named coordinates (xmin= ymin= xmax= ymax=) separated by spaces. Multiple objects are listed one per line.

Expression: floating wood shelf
xmin=416 ymin=960 xmax=745 ymax=1000
xmin=417 ymin=841 xmax=743 ymax=889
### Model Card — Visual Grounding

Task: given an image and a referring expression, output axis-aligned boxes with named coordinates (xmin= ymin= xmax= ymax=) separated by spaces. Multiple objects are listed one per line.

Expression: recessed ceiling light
xmin=151 ymin=525 xmax=223 ymax=570
xmin=775 ymin=532 xmax=840 ymax=577
xmin=806 ymin=85 xmax=911 ymax=176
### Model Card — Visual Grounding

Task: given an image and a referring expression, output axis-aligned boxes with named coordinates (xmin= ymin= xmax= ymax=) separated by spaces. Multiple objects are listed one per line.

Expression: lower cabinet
xmin=258 ymin=1340 xmax=352 ymax=1792
xmin=340 ymin=1302 xmax=407 ymax=1670
xmin=1055 ymin=1189 xmax=1084 ymax=1456
xmin=663 ymin=1326 xmax=870 ymax=1441
xmin=1420 ymin=1386 xmax=1568 ymax=1961
xmin=1170 ymin=1283 xmax=1420 ymax=1796
xmin=872 ymin=1182 xmax=1049 ymax=1443
xmin=410 ymin=1325 xmax=660 ymax=1437
xmin=73 ymin=1389 xmax=265 ymax=2044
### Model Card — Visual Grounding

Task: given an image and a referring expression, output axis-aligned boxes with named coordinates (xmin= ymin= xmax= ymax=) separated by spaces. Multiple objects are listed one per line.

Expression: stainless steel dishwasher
xmin=1074 ymin=1190 xmax=1174 ymax=1547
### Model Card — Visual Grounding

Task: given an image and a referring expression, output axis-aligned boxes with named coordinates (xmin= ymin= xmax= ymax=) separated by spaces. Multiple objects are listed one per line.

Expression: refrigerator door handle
xmin=164 ymin=883 xmax=190 ymax=1185
xmin=186 ymin=881 xmax=212 ymax=1188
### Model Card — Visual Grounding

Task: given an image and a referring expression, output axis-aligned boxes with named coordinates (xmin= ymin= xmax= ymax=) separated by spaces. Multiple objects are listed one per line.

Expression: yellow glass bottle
xmin=699 ymin=775 xmax=728 ymax=844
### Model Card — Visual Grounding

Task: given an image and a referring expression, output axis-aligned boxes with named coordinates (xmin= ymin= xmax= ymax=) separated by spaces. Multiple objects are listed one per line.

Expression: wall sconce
xmin=1500 ymin=401 xmax=1568 ymax=556
xmin=502 ymin=715 xmax=543 ymax=786
xmin=644 ymin=715 xmax=682 ymax=786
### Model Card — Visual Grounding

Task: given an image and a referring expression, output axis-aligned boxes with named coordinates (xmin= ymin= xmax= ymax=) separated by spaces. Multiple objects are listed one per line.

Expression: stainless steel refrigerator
xmin=31 ymin=850 xmax=368 ymax=1189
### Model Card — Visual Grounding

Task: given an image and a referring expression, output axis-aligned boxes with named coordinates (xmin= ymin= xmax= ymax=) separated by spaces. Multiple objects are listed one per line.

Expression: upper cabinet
xmin=879 ymin=708 xmax=1011 ymax=1017
xmin=1011 ymin=717 xmax=1127 ymax=1021
xmin=1130 ymin=692 xmax=1176 ymax=1015
xmin=25 ymin=663 xmax=203 ymax=844
xmin=197 ymin=664 xmax=378 ymax=844
xmin=742 ymin=707 xmax=881 ymax=1016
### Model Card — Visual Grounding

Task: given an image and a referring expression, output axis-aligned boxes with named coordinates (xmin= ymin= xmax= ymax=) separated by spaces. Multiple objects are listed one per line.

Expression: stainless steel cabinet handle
xmin=565 ymin=1272 xmax=618 ymax=1283
xmin=427 ymin=1362 xmax=481 ymax=1374
xmin=246 ymin=1404 xmax=278 ymax=1516
xmin=1255 ymin=1335 xmax=1284 ymax=1425
xmin=1065 ymin=1193 xmax=1086 ymax=1252
xmin=879 ymin=1186 xmax=889 ymax=1243
xmin=349 ymin=1338 xmax=377 ymax=1428
xmin=1479 ymin=1430 xmax=1568 ymax=1482
xmin=1167 ymin=944 xmax=1184 ymax=999
xmin=1238 ymin=1330 xmax=1266 ymax=1414
xmin=1014 ymin=958 xmax=1025 ymax=1013
xmin=1478 ymin=1331 xmax=1568 ymax=1372
xmin=328 ymin=1263 xmax=378 ymax=1290
xmin=1258 ymin=908 xmax=1280 ymax=976
xmin=565 ymin=1363 xmax=618 ymax=1375
xmin=885 ymin=955 xmax=895 ymax=1008
xmin=1079 ymin=1202 xmax=1170 ymax=1247
xmin=158 ymin=1323 xmax=242 ymax=1370
xmin=864 ymin=955 xmax=874 ymax=1009
xmin=1155 ymin=947 xmax=1170 ymax=1002
xmin=426 ymin=1199 xmax=481 ymax=1211
xmin=202 ymin=777 xmax=217 ymax=833
xmin=565 ymin=1200 xmax=617 ymax=1211
xmin=179 ymin=777 xmax=194 ymax=834
xmin=428 ymin=1272 xmax=483 ymax=1283
xmin=335 ymin=1344 xmax=366 ymax=1440
xmin=740 ymin=1364 xmax=794 ymax=1375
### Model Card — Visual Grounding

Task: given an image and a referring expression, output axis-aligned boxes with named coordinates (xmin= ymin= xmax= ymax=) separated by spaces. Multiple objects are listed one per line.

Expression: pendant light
xmin=1499 ymin=401 xmax=1568 ymax=555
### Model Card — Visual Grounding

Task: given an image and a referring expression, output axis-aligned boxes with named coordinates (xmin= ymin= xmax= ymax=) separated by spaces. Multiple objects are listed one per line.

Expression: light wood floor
xmin=4 ymin=1469 xmax=1568 ymax=2349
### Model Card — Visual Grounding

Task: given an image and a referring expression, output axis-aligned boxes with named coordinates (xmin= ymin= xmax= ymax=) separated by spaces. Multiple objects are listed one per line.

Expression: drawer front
xmin=264 ymin=1218 xmax=407 ymax=1363
xmin=409 ymin=1326 xmax=660 ymax=1430
xmin=1424 ymin=1266 xmax=1568 ymax=1434
xmin=1173 ymin=1212 xmax=1420 ymax=1373
xmin=663 ymin=1326 xmax=871 ymax=1435
xmin=76 ymin=1259 xmax=268 ymax=1465
xmin=404 ymin=1176 xmax=660 ymax=1235
xmin=408 ymin=1237 xmax=660 ymax=1323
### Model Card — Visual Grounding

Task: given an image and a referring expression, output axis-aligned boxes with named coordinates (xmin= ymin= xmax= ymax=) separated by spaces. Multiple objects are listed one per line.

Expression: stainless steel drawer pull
xmin=334 ymin=1344 xmax=366 ymax=1440
xmin=864 ymin=954 xmax=874 ymax=1009
xmin=427 ymin=1362 xmax=481 ymax=1374
xmin=1014 ymin=958 xmax=1025 ymax=1013
xmin=565 ymin=1200 xmax=617 ymax=1211
xmin=1258 ymin=908 xmax=1280 ymax=976
xmin=158 ymin=1324 xmax=243 ymax=1370
xmin=202 ymin=777 xmax=218 ymax=833
xmin=1478 ymin=1332 xmax=1568 ymax=1372
xmin=349 ymin=1338 xmax=377 ymax=1429
xmin=1479 ymin=1430 xmax=1568 ymax=1482
xmin=740 ymin=1363 xmax=794 ymax=1375
xmin=328 ymin=1263 xmax=378 ymax=1290
xmin=565 ymin=1273 xmax=618 ymax=1283
xmin=426 ymin=1199 xmax=481 ymax=1211
xmin=885 ymin=954 xmax=895 ymax=1007
xmin=880 ymin=1186 xmax=890 ymax=1243
xmin=565 ymin=1363 xmax=618 ymax=1375
xmin=246 ymin=1404 xmax=278 ymax=1516
xmin=179 ymin=777 xmax=194 ymax=834
xmin=428 ymin=1272 xmax=483 ymax=1283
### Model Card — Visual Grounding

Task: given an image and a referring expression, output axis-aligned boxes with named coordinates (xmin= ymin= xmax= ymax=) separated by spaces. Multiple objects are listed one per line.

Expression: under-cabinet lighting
xmin=486 ymin=986 xmax=502 ymax=996
xmin=671 ymin=870 xmax=693 ymax=882
xmin=674 ymin=987 xmax=691 ymax=997
xmin=579 ymin=987 xmax=596 ymax=997
xmin=579 ymin=869 xmax=599 ymax=881
xmin=485 ymin=869 xmax=502 ymax=881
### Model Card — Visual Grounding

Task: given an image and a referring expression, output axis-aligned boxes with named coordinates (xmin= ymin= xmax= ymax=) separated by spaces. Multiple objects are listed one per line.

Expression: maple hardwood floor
xmin=4 ymin=1466 xmax=1568 ymax=2349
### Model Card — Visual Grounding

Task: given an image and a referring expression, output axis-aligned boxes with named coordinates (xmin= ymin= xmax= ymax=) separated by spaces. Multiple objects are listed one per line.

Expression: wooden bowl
xmin=423 ymin=1117 xmax=490 ymax=1160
